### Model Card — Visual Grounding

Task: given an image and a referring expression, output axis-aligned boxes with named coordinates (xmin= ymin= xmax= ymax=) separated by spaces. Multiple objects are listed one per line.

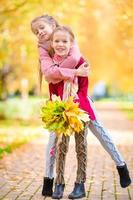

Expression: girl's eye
xmin=40 ymin=26 xmax=45 ymax=29
xmin=54 ymin=40 xmax=59 ymax=43
xmin=63 ymin=40 xmax=67 ymax=43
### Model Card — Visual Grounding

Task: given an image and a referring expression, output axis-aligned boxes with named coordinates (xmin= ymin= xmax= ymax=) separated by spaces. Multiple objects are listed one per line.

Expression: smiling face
xmin=32 ymin=19 xmax=54 ymax=42
xmin=52 ymin=30 xmax=73 ymax=57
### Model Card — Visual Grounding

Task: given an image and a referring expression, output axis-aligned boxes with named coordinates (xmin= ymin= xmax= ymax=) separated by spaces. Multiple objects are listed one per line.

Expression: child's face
xmin=32 ymin=19 xmax=54 ymax=42
xmin=52 ymin=31 xmax=73 ymax=57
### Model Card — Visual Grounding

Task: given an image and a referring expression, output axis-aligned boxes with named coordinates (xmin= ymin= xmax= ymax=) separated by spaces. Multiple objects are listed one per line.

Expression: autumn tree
xmin=0 ymin=0 xmax=133 ymax=100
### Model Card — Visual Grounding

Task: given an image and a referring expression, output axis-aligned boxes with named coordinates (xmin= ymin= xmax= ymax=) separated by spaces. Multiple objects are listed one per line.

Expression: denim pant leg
xmin=88 ymin=97 xmax=125 ymax=166
xmin=45 ymin=132 xmax=57 ymax=178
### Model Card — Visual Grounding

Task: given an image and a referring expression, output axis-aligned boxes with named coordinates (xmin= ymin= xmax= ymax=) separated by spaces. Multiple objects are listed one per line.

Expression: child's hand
xmin=75 ymin=62 xmax=89 ymax=77
xmin=82 ymin=62 xmax=91 ymax=73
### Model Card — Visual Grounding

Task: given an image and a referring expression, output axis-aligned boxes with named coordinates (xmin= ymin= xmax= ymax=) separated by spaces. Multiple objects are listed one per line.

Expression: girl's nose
xmin=58 ymin=42 xmax=63 ymax=46
xmin=38 ymin=29 xmax=43 ymax=35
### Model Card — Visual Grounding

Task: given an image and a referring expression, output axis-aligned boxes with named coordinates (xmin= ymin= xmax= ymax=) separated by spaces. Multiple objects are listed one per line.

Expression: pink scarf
xmin=53 ymin=54 xmax=78 ymax=101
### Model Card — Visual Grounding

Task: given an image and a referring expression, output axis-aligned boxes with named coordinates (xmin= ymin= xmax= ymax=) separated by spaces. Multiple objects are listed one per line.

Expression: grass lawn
xmin=98 ymin=98 xmax=133 ymax=120
xmin=0 ymin=119 xmax=43 ymax=159
xmin=119 ymin=102 xmax=133 ymax=120
xmin=0 ymin=97 xmax=45 ymax=159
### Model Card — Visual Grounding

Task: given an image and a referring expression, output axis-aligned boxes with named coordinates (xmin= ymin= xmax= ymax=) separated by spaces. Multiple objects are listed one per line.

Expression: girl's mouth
xmin=56 ymin=48 xmax=65 ymax=51
xmin=39 ymin=34 xmax=49 ymax=41
xmin=41 ymin=34 xmax=46 ymax=38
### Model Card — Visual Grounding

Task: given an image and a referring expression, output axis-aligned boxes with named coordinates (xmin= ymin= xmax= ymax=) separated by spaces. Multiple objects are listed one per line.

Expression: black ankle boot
xmin=52 ymin=183 xmax=65 ymax=199
xmin=68 ymin=182 xmax=86 ymax=199
xmin=117 ymin=164 xmax=131 ymax=188
xmin=42 ymin=177 xmax=54 ymax=196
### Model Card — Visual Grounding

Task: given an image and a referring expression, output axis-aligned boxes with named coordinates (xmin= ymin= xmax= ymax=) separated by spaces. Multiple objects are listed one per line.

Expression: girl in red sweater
xmin=49 ymin=26 xmax=131 ymax=199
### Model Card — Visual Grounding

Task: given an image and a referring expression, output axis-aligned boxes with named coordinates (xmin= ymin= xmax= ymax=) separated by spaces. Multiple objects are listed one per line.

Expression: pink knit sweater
xmin=38 ymin=41 xmax=81 ymax=83
xmin=38 ymin=41 xmax=96 ymax=120
xmin=49 ymin=56 xmax=96 ymax=121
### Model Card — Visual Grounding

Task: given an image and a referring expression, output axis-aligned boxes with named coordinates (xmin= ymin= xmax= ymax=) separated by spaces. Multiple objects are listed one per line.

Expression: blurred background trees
xmin=0 ymin=0 xmax=133 ymax=100
xmin=0 ymin=0 xmax=133 ymax=158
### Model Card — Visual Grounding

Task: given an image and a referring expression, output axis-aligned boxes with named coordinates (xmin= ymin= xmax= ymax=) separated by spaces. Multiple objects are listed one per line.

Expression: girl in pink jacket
xmin=31 ymin=14 xmax=88 ymax=196
xmin=31 ymin=15 xmax=131 ymax=198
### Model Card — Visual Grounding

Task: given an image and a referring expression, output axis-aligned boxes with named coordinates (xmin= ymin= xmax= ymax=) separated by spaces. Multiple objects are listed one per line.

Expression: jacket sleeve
xmin=60 ymin=41 xmax=81 ymax=69
xmin=77 ymin=57 xmax=89 ymax=97
xmin=78 ymin=77 xmax=89 ymax=98
xmin=39 ymin=47 xmax=77 ymax=83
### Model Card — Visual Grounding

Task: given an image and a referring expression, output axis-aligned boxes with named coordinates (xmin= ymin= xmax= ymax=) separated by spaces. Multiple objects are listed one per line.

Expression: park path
xmin=0 ymin=102 xmax=133 ymax=200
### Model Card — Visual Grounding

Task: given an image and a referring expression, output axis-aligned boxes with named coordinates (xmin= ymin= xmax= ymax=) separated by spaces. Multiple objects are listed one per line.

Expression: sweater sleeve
xmin=60 ymin=41 xmax=81 ymax=69
xmin=39 ymin=47 xmax=77 ymax=83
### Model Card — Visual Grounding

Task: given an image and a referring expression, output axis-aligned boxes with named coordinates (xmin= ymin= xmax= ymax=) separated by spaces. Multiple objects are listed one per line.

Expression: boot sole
xmin=68 ymin=193 xmax=86 ymax=199
xmin=52 ymin=195 xmax=63 ymax=199
xmin=42 ymin=194 xmax=52 ymax=197
xmin=121 ymin=180 xmax=132 ymax=188
xmin=42 ymin=192 xmax=53 ymax=197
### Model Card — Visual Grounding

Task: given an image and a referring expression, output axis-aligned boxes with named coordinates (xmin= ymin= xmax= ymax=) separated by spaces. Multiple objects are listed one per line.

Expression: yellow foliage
xmin=0 ymin=0 xmax=133 ymax=94
xmin=41 ymin=96 xmax=90 ymax=137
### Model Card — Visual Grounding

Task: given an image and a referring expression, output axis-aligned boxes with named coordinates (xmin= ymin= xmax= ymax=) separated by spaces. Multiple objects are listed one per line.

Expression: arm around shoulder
xmin=39 ymin=47 xmax=77 ymax=83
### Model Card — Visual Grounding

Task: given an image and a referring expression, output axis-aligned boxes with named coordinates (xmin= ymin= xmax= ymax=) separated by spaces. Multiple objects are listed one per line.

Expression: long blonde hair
xmin=31 ymin=14 xmax=59 ymax=91
xmin=31 ymin=14 xmax=59 ymax=34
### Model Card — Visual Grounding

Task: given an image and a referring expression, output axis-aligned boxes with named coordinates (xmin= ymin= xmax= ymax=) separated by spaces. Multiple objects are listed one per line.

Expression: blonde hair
xmin=48 ymin=26 xmax=75 ymax=60
xmin=31 ymin=15 xmax=59 ymax=92
xmin=31 ymin=14 xmax=59 ymax=33
xmin=51 ymin=26 xmax=75 ymax=42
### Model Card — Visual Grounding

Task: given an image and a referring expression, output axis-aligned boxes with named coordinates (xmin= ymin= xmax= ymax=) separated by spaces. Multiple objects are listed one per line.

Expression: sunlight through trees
xmin=0 ymin=0 xmax=133 ymax=99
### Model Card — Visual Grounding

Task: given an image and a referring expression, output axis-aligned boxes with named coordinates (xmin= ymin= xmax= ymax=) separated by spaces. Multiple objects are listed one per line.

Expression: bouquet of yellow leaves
xmin=41 ymin=95 xmax=90 ymax=137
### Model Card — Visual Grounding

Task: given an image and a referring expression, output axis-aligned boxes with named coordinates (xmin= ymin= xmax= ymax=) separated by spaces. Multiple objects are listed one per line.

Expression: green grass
xmin=0 ymin=97 xmax=46 ymax=158
xmin=97 ymin=98 xmax=133 ymax=120
xmin=0 ymin=118 xmax=42 ymax=127
xmin=119 ymin=102 xmax=133 ymax=120
xmin=0 ymin=96 xmax=45 ymax=120
xmin=0 ymin=122 xmax=43 ymax=159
